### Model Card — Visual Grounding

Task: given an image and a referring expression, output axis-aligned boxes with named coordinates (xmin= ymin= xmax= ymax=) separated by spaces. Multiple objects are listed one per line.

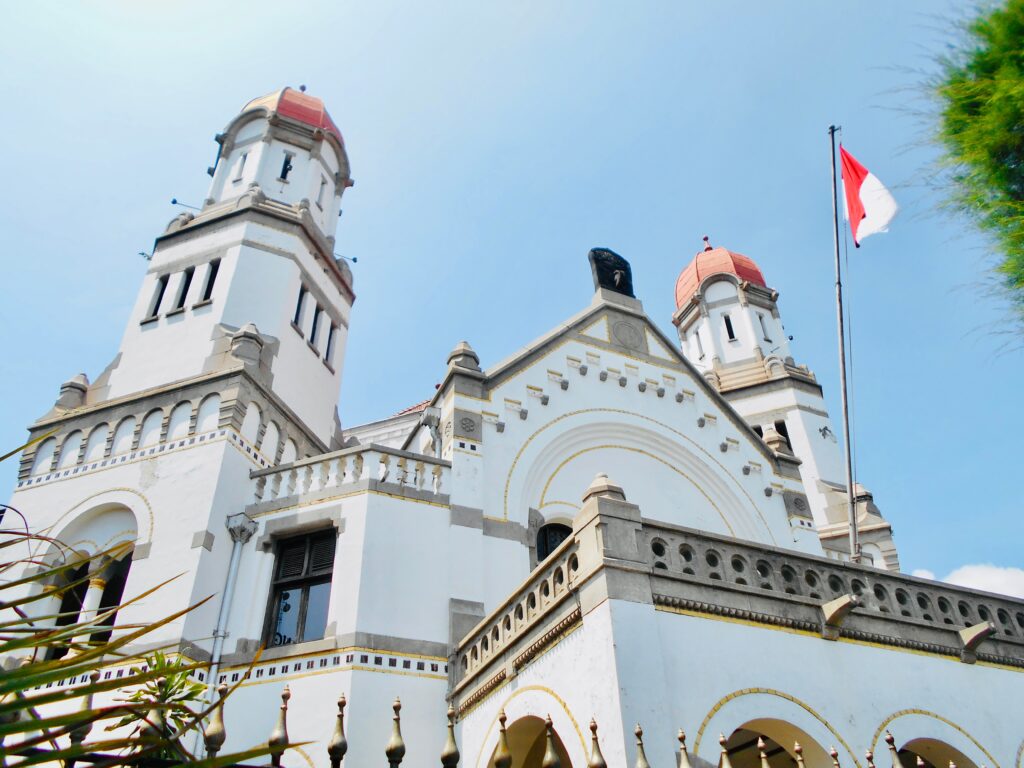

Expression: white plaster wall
xmin=615 ymin=602 xmax=1024 ymax=768
xmin=459 ymin=600 xmax=628 ymax=768
xmin=455 ymin=336 xmax=807 ymax=559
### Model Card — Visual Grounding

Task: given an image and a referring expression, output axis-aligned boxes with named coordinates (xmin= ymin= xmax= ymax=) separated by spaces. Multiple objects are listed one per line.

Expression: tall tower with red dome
xmin=672 ymin=238 xmax=898 ymax=568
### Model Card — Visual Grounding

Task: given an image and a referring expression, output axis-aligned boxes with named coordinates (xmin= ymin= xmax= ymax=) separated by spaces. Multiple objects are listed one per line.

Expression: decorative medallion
xmin=459 ymin=417 xmax=476 ymax=434
xmin=612 ymin=321 xmax=643 ymax=350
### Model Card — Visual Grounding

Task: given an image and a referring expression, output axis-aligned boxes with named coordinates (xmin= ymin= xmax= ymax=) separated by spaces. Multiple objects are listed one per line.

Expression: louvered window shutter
xmin=309 ymin=533 xmax=336 ymax=575
xmin=276 ymin=539 xmax=307 ymax=579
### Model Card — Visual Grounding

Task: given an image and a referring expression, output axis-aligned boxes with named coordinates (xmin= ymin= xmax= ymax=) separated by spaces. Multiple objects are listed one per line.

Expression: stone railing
xmin=452 ymin=534 xmax=582 ymax=702
xmin=250 ymin=444 xmax=451 ymax=505
xmin=643 ymin=520 xmax=1024 ymax=663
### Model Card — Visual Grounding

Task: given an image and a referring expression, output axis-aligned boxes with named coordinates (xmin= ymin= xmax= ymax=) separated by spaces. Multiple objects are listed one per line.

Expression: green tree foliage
xmin=937 ymin=0 xmax=1024 ymax=318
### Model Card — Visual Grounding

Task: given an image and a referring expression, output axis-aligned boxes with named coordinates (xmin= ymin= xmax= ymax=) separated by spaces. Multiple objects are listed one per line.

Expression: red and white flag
xmin=840 ymin=145 xmax=898 ymax=246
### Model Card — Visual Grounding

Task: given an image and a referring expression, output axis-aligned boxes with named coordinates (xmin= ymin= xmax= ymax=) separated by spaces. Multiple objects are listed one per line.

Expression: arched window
xmin=167 ymin=401 xmax=193 ymax=440
xmin=111 ymin=417 xmax=136 ymax=455
xmin=48 ymin=552 xmax=134 ymax=659
xmin=260 ymin=422 xmax=281 ymax=462
xmin=56 ymin=431 xmax=83 ymax=469
xmin=31 ymin=437 xmax=57 ymax=476
xmin=241 ymin=402 xmax=262 ymax=443
xmin=195 ymin=394 xmax=221 ymax=434
xmin=536 ymin=523 xmax=572 ymax=562
xmin=83 ymin=424 xmax=109 ymax=462
xmin=138 ymin=410 xmax=163 ymax=448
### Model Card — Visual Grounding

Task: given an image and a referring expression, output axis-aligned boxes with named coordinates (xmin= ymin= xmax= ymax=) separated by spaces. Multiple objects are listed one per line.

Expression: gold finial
xmin=441 ymin=704 xmax=460 ymax=768
xmin=541 ymin=715 xmax=562 ymax=768
xmin=866 ymin=751 xmax=876 ymax=768
xmin=634 ymin=724 xmax=651 ymax=768
xmin=831 ymin=746 xmax=841 ymax=768
xmin=719 ymin=735 xmax=734 ymax=768
xmin=268 ymin=685 xmax=291 ymax=768
xmin=679 ymin=730 xmax=693 ymax=768
xmin=885 ymin=731 xmax=902 ymax=768
xmin=203 ymin=683 xmax=229 ymax=759
xmin=758 ymin=737 xmax=771 ymax=768
xmin=588 ymin=719 xmax=607 ymax=768
xmin=493 ymin=710 xmax=512 ymax=768
xmin=795 ymin=742 xmax=806 ymax=768
xmin=327 ymin=694 xmax=348 ymax=768
xmin=703 ymin=235 xmax=713 ymax=252
xmin=386 ymin=697 xmax=406 ymax=768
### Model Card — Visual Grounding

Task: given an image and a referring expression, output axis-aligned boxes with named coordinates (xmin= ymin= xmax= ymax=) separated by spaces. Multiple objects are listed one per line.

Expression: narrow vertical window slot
xmin=148 ymin=275 xmax=169 ymax=318
xmin=293 ymin=286 xmax=307 ymax=328
xmin=695 ymin=328 xmax=705 ymax=359
xmin=280 ymin=153 xmax=294 ymax=181
xmin=316 ymin=176 xmax=327 ymax=209
xmin=175 ymin=267 xmax=194 ymax=310
xmin=233 ymin=152 xmax=248 ymax=182
xmin=201 ymin=259 xmax=220 ymax=302
xmin=310 ymin=305 xmax=323 ymax=346
xmin=724 ymin=313 xmax=736 ymax=341
xmin=325 ymin=324 xmax=337 ymax=365
xmin=758 ymin=313 xmax=772 ymax=342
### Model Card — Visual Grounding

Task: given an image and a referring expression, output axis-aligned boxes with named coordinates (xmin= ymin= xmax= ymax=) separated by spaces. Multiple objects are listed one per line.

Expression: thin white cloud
xmin=911 ymin=568 xmax=935 ymax=580
xmin=942 ymin=564 xmax=1024 ymax=599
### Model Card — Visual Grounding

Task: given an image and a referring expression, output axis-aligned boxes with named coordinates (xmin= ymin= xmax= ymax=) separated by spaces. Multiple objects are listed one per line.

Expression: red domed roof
xmin=242 ymin=87 xmax=343 ymax=146
xmin=674 ymin=239 xmax=766 ymax=309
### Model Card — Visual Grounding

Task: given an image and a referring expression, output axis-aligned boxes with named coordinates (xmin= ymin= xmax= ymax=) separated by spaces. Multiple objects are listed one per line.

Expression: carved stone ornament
xmin=459 ymin=417 xmax=476 ymax=434
xmin=612 ymin=321 xmax=643 ymax=350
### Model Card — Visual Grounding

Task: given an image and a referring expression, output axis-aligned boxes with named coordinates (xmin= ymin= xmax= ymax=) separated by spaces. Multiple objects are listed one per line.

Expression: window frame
xmin=262 ymin=529 xmax=336 ymax=649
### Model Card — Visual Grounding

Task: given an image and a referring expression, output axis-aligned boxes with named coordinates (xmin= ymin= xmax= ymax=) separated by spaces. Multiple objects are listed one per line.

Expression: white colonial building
xmin=5 ymin=89 xmax=1024 ymax=768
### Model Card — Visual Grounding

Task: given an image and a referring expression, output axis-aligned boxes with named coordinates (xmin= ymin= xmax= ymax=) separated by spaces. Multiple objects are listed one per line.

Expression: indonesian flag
xmin=840 ymin=145 xmax=898 ymax=246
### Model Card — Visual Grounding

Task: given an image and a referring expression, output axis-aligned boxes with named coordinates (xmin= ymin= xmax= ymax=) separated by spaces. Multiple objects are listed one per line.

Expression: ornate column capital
xmin=225 ymin=513 xmax=257 ymax=544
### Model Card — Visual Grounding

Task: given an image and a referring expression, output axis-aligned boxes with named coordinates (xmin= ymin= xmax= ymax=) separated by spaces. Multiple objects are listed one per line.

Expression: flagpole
xmin=829 ymin=125 xmax=859 ymax=564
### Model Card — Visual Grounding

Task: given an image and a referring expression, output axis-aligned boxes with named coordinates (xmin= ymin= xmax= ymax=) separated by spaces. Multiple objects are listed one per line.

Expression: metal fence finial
xmin=541 ymin=715 xmax=562 ymax=768
xmin=269 ymin=685 xmax=291 ymax=768
xmin=679 ymin=730 xmax=692 ymax=768
xmin=203 ymin=683 xmax=228 ymax=759
xmin=328 ymin=694 xmax=348 ymax=768
xmin=587 ymin=719 xmax=606 ymax=768
xmin=385 ymin=697 xmax=405 ymax=768
xmin=719 ymin=734 xmax=734 ymax=768
xmin=633 ymin=724 xmax=650 ymax=768
xmin=493 ymin=710 xmax=512 ymax=768
xmin=440 ymin=704 xmax=460 ymax=767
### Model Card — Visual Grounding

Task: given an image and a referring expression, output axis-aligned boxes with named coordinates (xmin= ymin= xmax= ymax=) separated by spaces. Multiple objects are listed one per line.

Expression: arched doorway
xmin=488 ymin=715 xmax=573 ymax=768
xmin=725 ymin=720 xmax=832 ymax=768
xmin=898 ymin=738 xmax=978 ymax=768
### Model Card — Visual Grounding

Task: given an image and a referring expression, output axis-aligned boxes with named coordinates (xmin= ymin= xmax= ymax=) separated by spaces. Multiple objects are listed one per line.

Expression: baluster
xmin=255 ymin=475 xmax=267 ymax=502
xmin=379 ymin=453 xmax=392 ymax=482
xmin=414 ymin=461 xmax=425 ymax=490
xmin=432 ymin=464 xmax=444 ymax=495
xmin=270 ymin=472 xmax=283 ymax=500
xmin=284 ymin=469 xmax=297 ymax=497
xmin=308 ymin=461 xmax=324 ymax=493
xmin=326 ymin=457 xmax=341 ymax=488
xmin=353 ymin=453 xmax=365 ymax=481
xmin=397 ymin=457 xmax=409 ymax=485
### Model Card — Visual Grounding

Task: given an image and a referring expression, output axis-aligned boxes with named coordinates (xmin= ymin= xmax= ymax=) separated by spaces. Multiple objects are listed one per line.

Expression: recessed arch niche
xmin=505 ymin=411 xmax=776 ymax=543
xmin=487 ymin=716 xmax=572 ymax=768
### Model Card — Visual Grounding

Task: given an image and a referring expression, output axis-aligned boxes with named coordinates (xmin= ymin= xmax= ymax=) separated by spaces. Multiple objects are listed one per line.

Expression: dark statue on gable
xmin=588 ymin=247 xmax=635 ymax=298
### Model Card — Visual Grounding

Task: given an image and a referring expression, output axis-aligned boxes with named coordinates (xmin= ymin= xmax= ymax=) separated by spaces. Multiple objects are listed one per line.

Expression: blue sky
xmin=1 ymin=2 xmax=1020 ymax=588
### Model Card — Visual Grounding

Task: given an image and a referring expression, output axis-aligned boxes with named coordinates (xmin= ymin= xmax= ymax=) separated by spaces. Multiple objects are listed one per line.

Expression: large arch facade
xmin=502 ymin=410 xmax=784 ymax=545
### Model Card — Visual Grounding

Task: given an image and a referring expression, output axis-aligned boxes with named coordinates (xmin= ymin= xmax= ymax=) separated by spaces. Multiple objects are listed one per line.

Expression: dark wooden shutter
xmin=309 ymin=533 xmax=336 ymax=575
xmin=276 ymin=539 xmax=307 ymax=579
